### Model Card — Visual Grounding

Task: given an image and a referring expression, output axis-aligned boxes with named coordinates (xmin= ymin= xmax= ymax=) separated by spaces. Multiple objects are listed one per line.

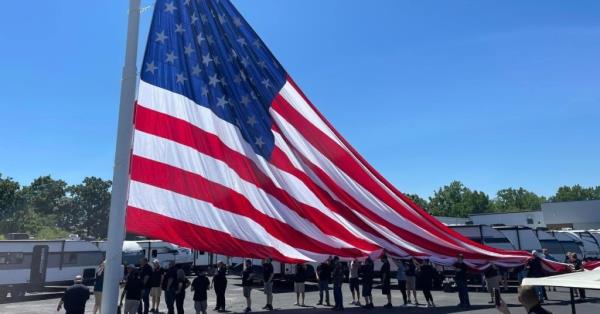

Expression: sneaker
xmin=268 ymin=304 xmax=274 ymax=311
xmin=294 ymin=302 xmax=299 ymax=306
xmin=349 ymin=301 xmax=355 ymax=305
xmin=317 ymin=302 xmax=323 ymax=306
xmin=262 ymin=305 xmax=269 ymax=310
xmin=383 ymin=303 xmax=393 ymax=308
xmin=244 ymin=307 xmax=252 ymax=313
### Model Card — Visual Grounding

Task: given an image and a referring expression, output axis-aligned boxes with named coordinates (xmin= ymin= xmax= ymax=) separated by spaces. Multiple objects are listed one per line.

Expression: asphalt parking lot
xmin=1 ymin=276 xmax=599 ymax=314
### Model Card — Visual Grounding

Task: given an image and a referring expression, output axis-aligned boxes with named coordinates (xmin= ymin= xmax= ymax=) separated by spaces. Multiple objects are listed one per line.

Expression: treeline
xmin=0 ymin=174 xmax=111 ymax=239
xmin=406 ymin=181 xmax=600 ymax=218
xmin=1 ymin=173 xmax=599 ymax=239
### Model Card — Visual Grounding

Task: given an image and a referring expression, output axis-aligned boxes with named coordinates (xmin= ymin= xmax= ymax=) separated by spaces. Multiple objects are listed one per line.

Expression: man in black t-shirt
xmin=380 ymin=255 xmax=392 ymax=308
xmin=360 ymin=256 xmax=374 ymax=309
xmin=191 ymin=271 xmax=210 ymax=314
xmin=121 ymin=265 xmax=144 ymax=314
xmin=453 ymin=254 xmax=470 ymax=308
xmin=57 ymin=275 xmax=89 ymax=314
xmin=138 ymin=258 xmax=153 ymax=314
xmin=163 ymin=262 xmax=178 ymax=314
xmin=150 ymin=260 xmax=164 ymax=313
xmin=316 ymin=257 xmax=332 ymax=306
xmin=262 ymin=257 xmax=274 ymax=310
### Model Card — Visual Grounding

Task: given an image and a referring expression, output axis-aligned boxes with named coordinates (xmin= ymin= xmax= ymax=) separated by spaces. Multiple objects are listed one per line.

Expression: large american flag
xmin=126 ymin=0 xmax=536 ymax=267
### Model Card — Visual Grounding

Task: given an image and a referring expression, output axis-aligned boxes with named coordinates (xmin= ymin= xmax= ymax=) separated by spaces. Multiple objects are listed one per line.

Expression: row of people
xmin=66 ymin=251 xmax=566 ymax=314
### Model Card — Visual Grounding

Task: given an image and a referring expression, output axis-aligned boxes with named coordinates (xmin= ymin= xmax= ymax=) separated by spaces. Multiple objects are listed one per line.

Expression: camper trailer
xmin=556 ymin=230 xmax=599 ymax=260
xmin=0 ymin=238 xmax=104 ymax=300
xmin=549 ymin=231 xmax=584 ymax=260
xmin=450 ymin=225 xmax=515 ymax=250
xmin=136 ymin=240 xmax=194 ymax=272
xmin=494 ymin=226 xmax=542 ymax=252
xmin=94 ymin=240 xmax=145 ymax=267
xmin=533 ymin=229 xmax=565 ymax=261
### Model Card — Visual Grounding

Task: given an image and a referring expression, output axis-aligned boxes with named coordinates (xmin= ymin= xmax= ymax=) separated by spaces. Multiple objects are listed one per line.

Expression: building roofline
xmin=469 ymin=210 xmax=541 ymax=217
xmin=542 ymin=199 xmax=600 ymax=205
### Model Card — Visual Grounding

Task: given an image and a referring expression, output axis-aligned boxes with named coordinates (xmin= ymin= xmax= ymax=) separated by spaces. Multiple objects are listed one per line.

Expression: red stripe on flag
xmin=126 ymin=206 xmax=305 ymax=263
xmin=130 ymin=155 xmax=364 ymax=257
xmin=133 ymin=104 xmax=379 ymax=252
xmin=284 ymin=77 xmax=531 ymax=258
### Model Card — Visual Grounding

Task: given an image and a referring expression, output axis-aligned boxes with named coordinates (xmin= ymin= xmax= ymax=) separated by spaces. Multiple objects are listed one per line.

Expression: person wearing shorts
xmin=93 ymin=261 xmax=104 ymax=314
xmin=293 ymin=264 xmax=306 ymax=306
xmin=150 ymin=260 xmax=164 ymax=313
xmin=360 ymin=256 xmax=374 ymax=309
xmin=348 ymin=259 xmax=361 ymax=306
xmin=405 ymin=259 xmax=418 ymax=305
xmin=191 ymin=271 xmax=210 ymax=314
xmin=485 ymin=264 xmax=501 ymax=304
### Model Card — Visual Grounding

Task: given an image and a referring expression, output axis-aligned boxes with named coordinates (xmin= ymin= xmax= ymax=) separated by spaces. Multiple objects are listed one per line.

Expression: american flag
xmin=126 ymin=0 xmax=537 ymax=267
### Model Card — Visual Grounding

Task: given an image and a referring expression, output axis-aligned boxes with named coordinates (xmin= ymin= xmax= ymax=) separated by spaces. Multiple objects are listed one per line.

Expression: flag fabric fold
xmin=126 ymin=0 xmax=537 ymax=267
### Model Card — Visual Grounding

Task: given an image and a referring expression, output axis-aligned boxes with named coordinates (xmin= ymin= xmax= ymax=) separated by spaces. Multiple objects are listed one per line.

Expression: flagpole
xmin=101 ymin=0 xmax=141 ymax=313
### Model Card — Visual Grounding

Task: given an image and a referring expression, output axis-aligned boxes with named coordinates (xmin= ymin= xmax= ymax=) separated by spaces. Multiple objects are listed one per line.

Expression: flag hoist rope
xmin=101 ymin=1 xmax=140 ymax=313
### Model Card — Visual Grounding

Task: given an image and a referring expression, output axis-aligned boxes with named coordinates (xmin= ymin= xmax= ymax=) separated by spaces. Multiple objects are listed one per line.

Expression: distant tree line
xmin=406 ymin=181 xmax=600 ymax=218
xmin=1 ymin=173 xmax=599 ymax=239
xmin=0 ymin=174 xmax=111 ymax=239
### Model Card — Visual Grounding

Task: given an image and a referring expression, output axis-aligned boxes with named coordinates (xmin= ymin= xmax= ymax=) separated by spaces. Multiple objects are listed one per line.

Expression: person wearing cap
xmin=191 ymin=270 xmax=210 ymax=314
xmin=164 ymin=261 xmax=178 ymax=314
xmin=121 ymin=264 xmax=144 ymax=314
xmin=150 ymin=259 xmax=164 ymax=313
xmin=416 ymin=259 xmax=436 ymax=308
xmin=57 ymin=275 xmax=89 ymax=314
xmin=453 ymin=254 xmax=470 ymax=308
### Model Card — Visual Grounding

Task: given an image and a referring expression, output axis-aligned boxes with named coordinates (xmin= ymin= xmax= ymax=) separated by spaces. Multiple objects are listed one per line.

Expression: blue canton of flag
xmin=141 ymin=0 xmax=286 ymax=158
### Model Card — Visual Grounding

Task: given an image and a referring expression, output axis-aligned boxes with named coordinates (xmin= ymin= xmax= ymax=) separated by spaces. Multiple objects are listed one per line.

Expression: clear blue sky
xmin=1 ymin=0 xmax=599 ymax=198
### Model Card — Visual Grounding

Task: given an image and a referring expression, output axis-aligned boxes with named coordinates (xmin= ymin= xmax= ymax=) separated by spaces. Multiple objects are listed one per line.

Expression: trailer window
xmin=0 ymin=252 xmax=24 ymax=264
xmin=64 ymin=253 xmax=78 ymax=265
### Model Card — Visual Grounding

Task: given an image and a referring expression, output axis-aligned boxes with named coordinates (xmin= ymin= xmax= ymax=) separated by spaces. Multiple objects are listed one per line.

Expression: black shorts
xmin=381 ymin=281 xmax=391 ymax=295
xmin=361 ymin=282 xmax=372 ymax=297
xmin=349 ymin=278 xmax=359 ymax=291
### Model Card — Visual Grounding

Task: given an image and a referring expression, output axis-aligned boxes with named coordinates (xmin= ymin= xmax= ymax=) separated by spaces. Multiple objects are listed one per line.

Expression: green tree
xmin=64 ymin=177 xmax=112 ymax=239
xmin=0 ymin=174 xmax=21 ymax=220
xmin=492 ymin=188 xmax=545 ymax=212
xmin=404 ymin=193 xmax=429 ymax=211
xmin=428 ymin=181 xmax=491 ymax=217
xmin=550 ymin=185 xmax=600 ymax=202
xmin=21 ymin=175 xmax=68 ymax=216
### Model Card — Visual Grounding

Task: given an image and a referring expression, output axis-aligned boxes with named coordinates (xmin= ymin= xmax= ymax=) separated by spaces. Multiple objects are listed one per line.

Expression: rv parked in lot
xmin=136 ymin=240 xmax=194 ymax=272
xmin=94 ymin=240 xmax=145 ymax=267
xmin=556 ymin=230 xmax=600 ymax=260
xmin=549 ymin=231 xmax=584 ymax=260
xmin=449 ymin=225 xmax=515 ymax=250
xmin=494 ymin=226 xmax=542 ymax=252
xmin=533 ymin=229 xmax=565 ymax=261
xmin=0 ymin=238 xmax=104 ymax=300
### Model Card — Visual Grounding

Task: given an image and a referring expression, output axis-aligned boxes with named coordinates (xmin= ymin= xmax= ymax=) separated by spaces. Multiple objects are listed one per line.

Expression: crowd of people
xmin=56 ymin=250 xmax=589 ymax=314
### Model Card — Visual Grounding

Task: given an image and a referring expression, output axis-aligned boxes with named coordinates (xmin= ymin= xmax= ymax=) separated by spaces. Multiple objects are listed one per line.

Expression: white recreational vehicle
xmin=0 ymin=239 xmax=104 ymax=300
xmin=136 ymin=240 xmax=194 ymax=272
xmin=556 ymin=230 xmax=600 ymax=260
xmin=534 ymin=229 xmax=565 ymax=261
xmin=449 ymin=225 xmax=515 ymax=250
xmin=549 ymin=231 xmax=584 ymax=260
xmin=94 ymin=240 xmax=145 ymax=267
xmin=494 ymin=226 xmax=542 ymax=252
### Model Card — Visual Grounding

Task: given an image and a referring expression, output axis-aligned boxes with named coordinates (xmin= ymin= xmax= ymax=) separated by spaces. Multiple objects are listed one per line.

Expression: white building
xmin=469 ymin=211 xmax=545 ymax=229
xmin=542 ymin=200 xmax=600 ymax=230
